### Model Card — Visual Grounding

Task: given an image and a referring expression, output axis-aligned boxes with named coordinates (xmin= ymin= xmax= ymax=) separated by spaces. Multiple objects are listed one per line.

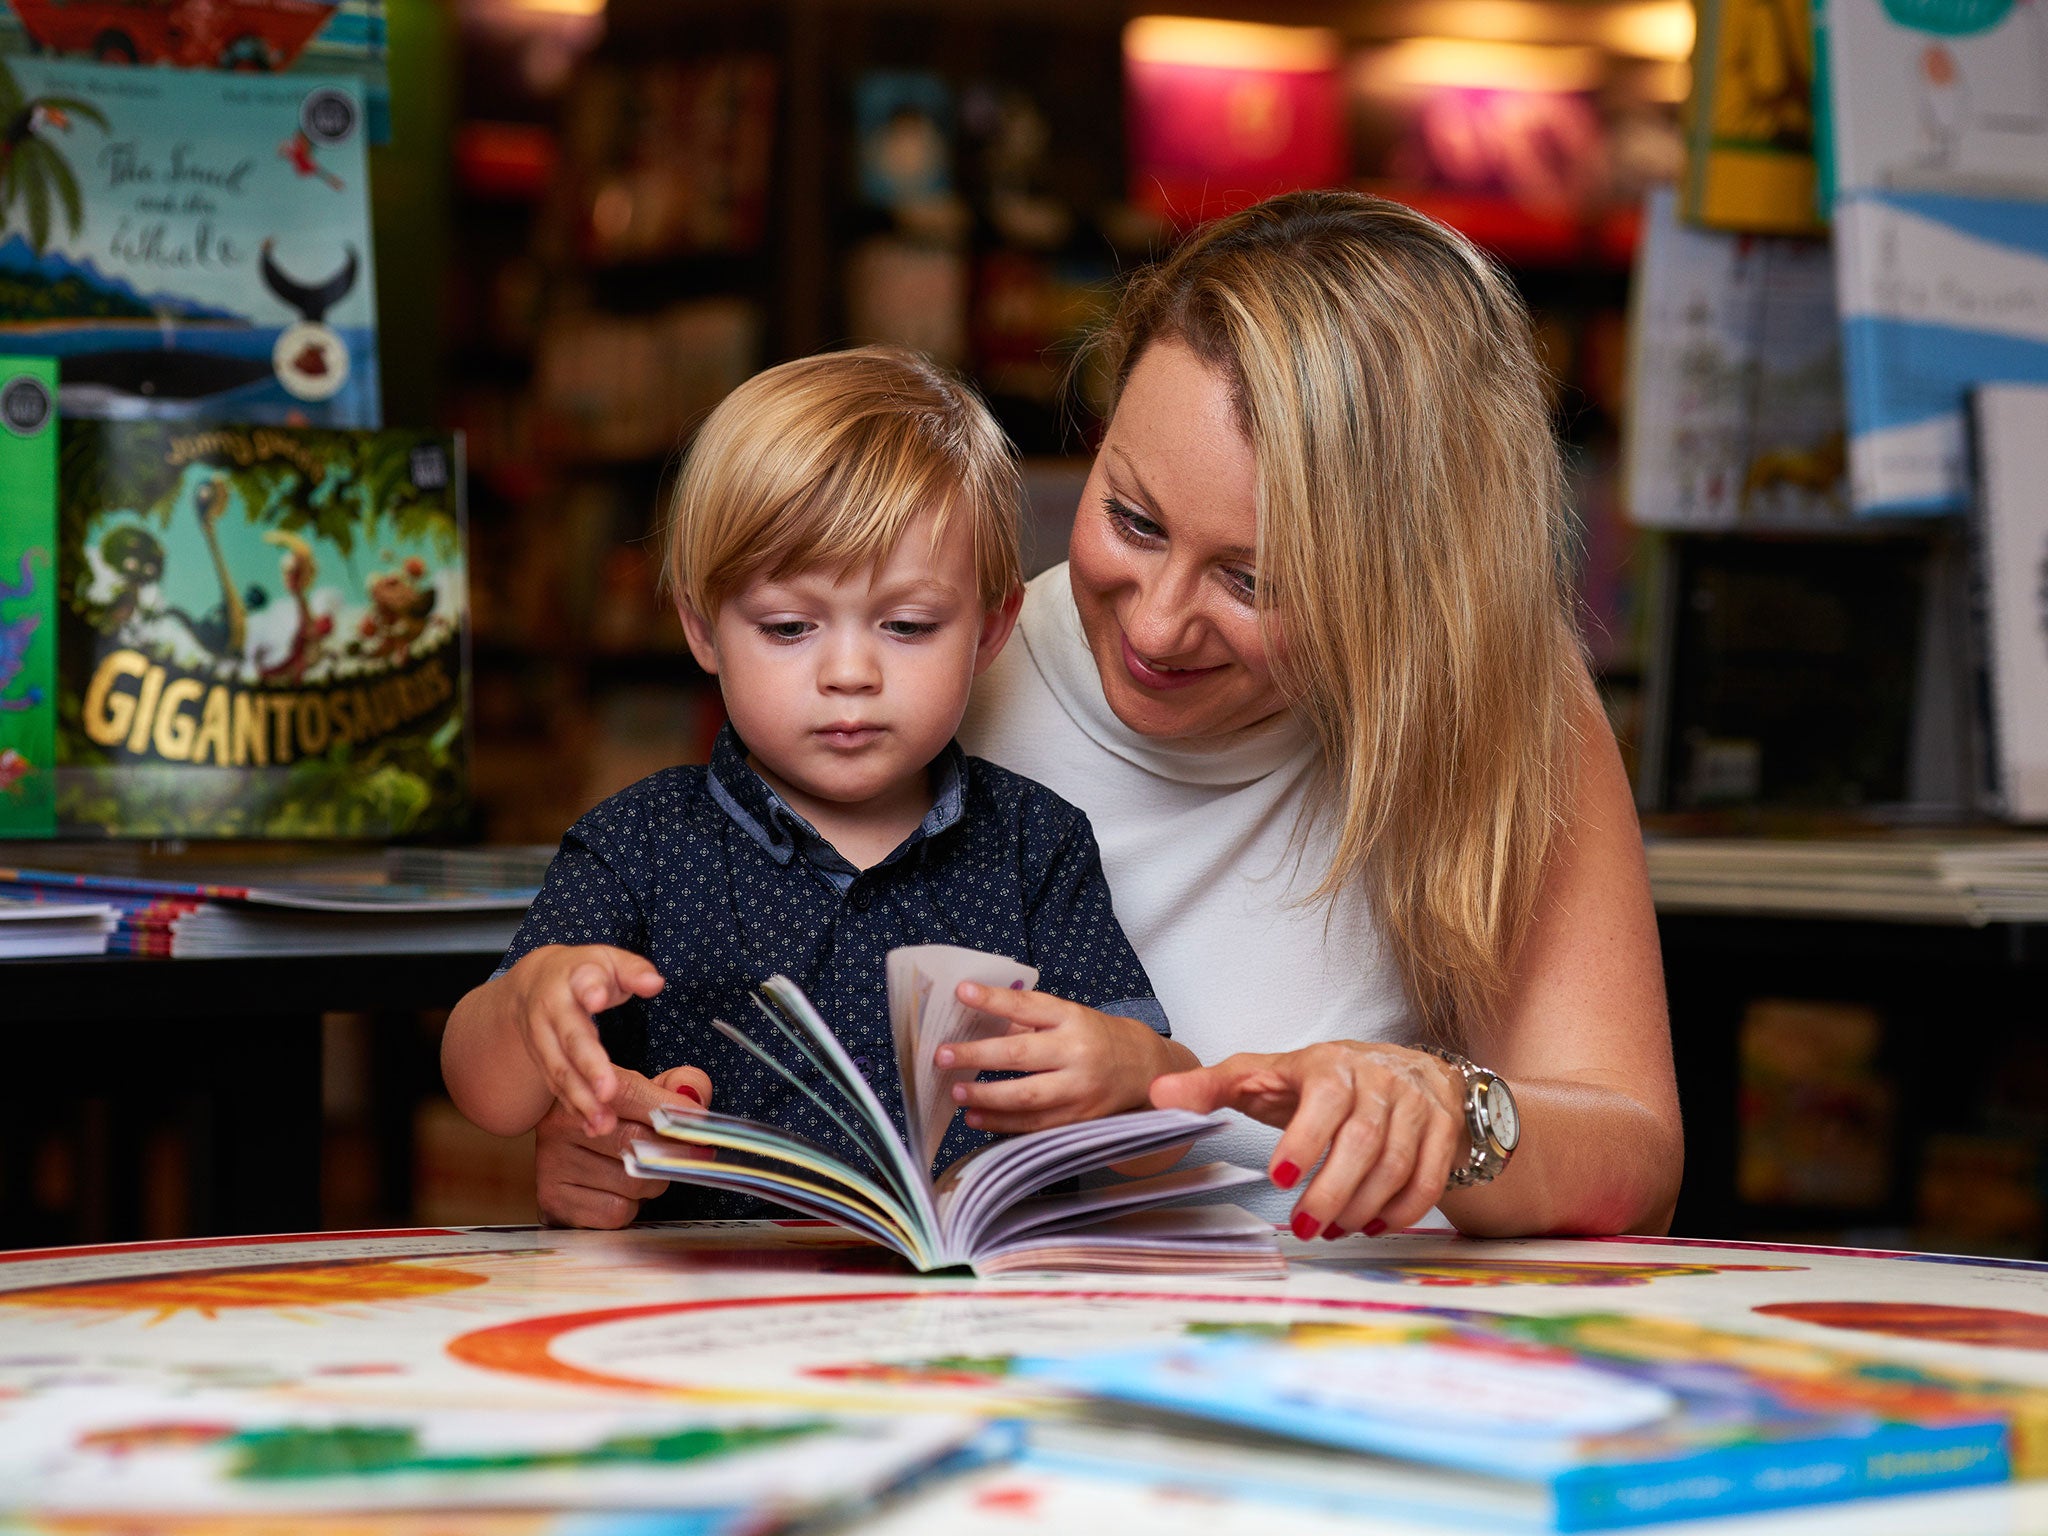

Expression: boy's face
xmin=681 ymin=510 xmax=1019 ymax=813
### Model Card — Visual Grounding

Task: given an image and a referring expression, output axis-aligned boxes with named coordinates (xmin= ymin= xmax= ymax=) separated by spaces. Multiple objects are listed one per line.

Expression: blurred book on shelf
xmin=534 ymin=298 xmax=758 ymax=463
xmin=1624 ymin=187 xmax=1845 ymax=530
xmin=386 ymin=844 xmax=555 ymax=888
xmin=0 ymin=0 xmax=392 ymax=142
xmin=0 ymin=895 xmax=116 ymax=957
xmin=1738 ymin=998 xmax=1891 ymax=1208
xmin=1645 ymin=831 xmax=2048 ymax=921
xmin=1684 ymin=0 xmax=1823 ymax=234
xmin=0 ymin=59 xmax=381 ymax=428
xmin=1967 ymin=383 xmax=2048 ymax=823
xmin=0 ymin=358 xmax=57 ymax=839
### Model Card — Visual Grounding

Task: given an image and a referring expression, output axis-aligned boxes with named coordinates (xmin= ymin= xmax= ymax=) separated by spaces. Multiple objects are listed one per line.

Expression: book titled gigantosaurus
xmin=54 ymin=420 xmax=469 ymax=838
xmin=0 ymin=57 xmax=378 ymax=427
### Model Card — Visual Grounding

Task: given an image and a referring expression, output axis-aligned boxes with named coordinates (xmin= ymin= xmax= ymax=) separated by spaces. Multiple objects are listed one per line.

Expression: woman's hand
xmin=534 ymin=1065 xmax=712 ymax=1228
xmin=1150 ymin=1041 xmax=1466 ymax=1240
xmin=937 ymin=982 xmax=1197 ymax=1134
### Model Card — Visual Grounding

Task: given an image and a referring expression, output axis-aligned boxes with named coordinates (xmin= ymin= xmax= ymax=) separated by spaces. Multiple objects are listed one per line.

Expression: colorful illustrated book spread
xmin=1625 ymin=188 xmax=1845 ymax=529
xmin=0 ymin=1 xmax=390 ymax=143
xmin=53 ymin=420 xmax=467 ymax=838
xmin=1822 ymin=0 xmax=2048 ymax=199
xmin=1835 ymin=190 xmax=2048 ymax=513
xmin=1685 ymin=0 xmax=1826 ymax=233
xmin=0 ymin=58 xmax=379 ymax=426
xmin=0 ymin=355 xmax=58 ymax=836
xmin=1969 ymin=383 xmax=2048 ymax=820
xmin=626 ymin=944 xmax=1280 ymax=1277
xmin=1029 ymin=1311 xmax=2034 ymax=1530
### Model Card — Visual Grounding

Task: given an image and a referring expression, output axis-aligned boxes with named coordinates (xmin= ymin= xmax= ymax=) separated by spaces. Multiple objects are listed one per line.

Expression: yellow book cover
xmin=1686 ymin=0 xmax=1827 ymax=234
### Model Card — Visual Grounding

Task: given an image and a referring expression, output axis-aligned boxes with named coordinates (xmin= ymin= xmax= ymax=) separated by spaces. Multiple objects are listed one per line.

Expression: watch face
xmin=1484 ymin=1080 xmax=1520 ymax=1152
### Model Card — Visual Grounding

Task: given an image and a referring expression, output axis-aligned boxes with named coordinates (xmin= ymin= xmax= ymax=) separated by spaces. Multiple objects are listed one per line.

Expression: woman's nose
xmin=1123 ymin=566 xmax=1205 ymax=659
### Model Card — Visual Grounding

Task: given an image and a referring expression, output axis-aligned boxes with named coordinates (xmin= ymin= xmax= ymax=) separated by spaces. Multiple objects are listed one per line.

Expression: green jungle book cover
xmin=0 ymin=357 xmax=58 ymax=836
xmin=55 ymin=421 xmax=469 ymax=837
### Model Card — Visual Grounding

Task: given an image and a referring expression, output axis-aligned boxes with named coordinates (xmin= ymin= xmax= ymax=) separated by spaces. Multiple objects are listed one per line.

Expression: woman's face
xmin=1068 ymin=340 xmax=1288 ymax=739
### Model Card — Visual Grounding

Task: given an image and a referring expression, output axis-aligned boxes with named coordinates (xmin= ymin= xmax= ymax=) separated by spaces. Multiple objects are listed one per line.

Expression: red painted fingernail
xmin=1364 ymin=1219 xmax=1387 ymax=1237
xmin=1322 ymin=1227 xmax=1345 ymax=1241
xmin=677 ymin=1085 xmax=702 ymax=1104
xmin=1290 ymin=1211 xmax=1321 ymax=1241
xmin=1272 ymin=1160 xmax=1301 ymax=1190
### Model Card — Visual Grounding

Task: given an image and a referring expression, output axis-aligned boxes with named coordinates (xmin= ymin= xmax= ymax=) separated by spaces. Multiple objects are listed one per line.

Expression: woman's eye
xmin=1103 ymin=494 xmax=1163 ymax=544
xmin=882 ymin=620 xmax=940 ymax=638
xmin=757 ymin=621 xmax=811 ymax=642
xmin=1222 ymin=567 xmax=1258 ymax=604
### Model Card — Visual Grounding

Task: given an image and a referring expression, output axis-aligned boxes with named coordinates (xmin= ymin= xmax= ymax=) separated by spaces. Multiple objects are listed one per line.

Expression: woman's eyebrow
xmin=1107 ymin=446 xmax=1171 ymax=518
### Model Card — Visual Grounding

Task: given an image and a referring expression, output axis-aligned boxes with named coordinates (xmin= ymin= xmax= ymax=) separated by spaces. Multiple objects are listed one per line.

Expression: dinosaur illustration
xmin=91 ymin=525 xmax=165 ymax=636
xmin=258 ymin=529 xmax=334 ymax=683
xmin=351 ymin=552 xmax=436 ymax=667
xmin=0 ymin=547 xmax=46 ymax=712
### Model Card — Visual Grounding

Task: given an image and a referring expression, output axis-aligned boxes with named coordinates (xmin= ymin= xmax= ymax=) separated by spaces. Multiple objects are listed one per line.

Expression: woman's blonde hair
xmin=1090 ymin=190 xmax=1584 ymax=1044
xmin=662 ymin=345 xmax=1022 ymax=616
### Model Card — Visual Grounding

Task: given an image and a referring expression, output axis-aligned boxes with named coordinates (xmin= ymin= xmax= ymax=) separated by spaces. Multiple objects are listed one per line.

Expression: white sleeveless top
xmin=959 ymin=566 xmax=1416 ymax=1210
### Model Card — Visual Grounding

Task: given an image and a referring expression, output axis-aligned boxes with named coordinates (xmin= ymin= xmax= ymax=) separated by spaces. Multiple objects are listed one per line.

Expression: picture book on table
xmin=627 ymin=944 xmax=1282 ymax=1278
xmin=1835 ymin=190 xmax=2048 ymax=513
xmin=51 ymin=420 xmax=468 ymax=838
xmin=1624 ymin=187 xmax=1845 ymax=529
xmin=1030 ymin=1308 xmax=2039 ymax=1530
xmin=1684 ymin=0 xmax=1825 ymax=234
xmin=0 ymin=1 xmax=390 ymax=143
xmin=0 ymin=356 xmax=58 ymax=837
xmin=1968 ymin=383 xmax=2048 ymax=821
xmin=0 ymin=58 xmax=379 ymax=427
xmin=1821 ymin=0 xmax=2048 ymax=200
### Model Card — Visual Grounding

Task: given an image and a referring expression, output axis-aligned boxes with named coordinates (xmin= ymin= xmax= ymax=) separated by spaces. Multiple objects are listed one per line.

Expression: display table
xmin=3 ymin=1222 xmax=2047 ymax=1532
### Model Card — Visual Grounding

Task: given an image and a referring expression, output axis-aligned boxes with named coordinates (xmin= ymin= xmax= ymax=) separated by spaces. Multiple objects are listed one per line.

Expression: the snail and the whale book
xmin=18 ymin=413 xmax=469 ymax=839
xmin=0 ymin=56 xmax=378 ymax=427
xmin=627 ymin=944 xmax=1283 ymax=1278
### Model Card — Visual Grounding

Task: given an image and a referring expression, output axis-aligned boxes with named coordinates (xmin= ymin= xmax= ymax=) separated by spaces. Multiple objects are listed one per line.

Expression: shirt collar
xmin=705 ymin=723 xmax=969 ymax=876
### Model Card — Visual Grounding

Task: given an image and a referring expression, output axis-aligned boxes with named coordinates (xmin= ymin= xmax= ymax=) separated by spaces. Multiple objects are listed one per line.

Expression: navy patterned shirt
xmin=498 ymin=724 xmax=1166 ymax=1218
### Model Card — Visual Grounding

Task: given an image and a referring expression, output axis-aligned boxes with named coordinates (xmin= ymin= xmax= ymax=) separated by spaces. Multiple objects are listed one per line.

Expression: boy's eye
xmin=757 ymin=621 xmax=812 ymax=642
xmin=882 ymin=619 xmax=941 ymax=638
xmin=1103 ymin=494 xmax=1163 ymax=544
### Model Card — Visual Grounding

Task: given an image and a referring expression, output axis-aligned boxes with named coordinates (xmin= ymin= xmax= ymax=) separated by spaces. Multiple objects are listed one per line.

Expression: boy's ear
xmin=677 ymin=602 xmax=721 ymax=676
xmin=971 ymin=585 xmax=1025 ymax=678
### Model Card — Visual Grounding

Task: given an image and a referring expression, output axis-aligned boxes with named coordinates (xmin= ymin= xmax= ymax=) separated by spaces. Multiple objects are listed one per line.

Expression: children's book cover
xmin=0 ymin=58 xmax=379 ymax=427
xmin=1823 ymin=0 xmax=2048 ymax=198
xmin=1836 ymin=190 xmax=2048 ymax=513
xmin=0 ymin=0 xmax=390 ymax=143
xmin=1031 ymin=1311 xmax=2031 ymax=1529
xmin=1685 ymin=0 xmax=1827 ymax=234
xmin=53 ymin=420 xmax=468 ymax=837
xmin=1625 ymin=187 xmax=1845 ymax=529
xmin=0 ymin=355 xmax=58 ymax=836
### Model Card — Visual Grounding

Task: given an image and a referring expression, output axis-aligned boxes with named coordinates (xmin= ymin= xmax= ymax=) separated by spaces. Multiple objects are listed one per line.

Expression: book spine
xmin=1810 ymin=0 xmax=1834 ymax=219
xmin=1962 ymin=390 xmax=2008 ymax=817
xmin=0 ymin=358 xmax=59 ymax=838
xmin=1554 ymin=1420 xmax=2010 ymax=1531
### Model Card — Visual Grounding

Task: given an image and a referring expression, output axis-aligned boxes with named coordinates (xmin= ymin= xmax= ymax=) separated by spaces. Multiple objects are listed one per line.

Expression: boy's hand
xmin=936 ymin=981 xmax=1192 ymax=1134
xmin=505 ymin=944 xmax=666 ymax=1137
xmin=536 ymin=1064 xmax=714 ymax=1228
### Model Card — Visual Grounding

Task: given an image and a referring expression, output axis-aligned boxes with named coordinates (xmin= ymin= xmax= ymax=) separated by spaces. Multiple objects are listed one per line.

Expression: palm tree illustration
xmin=0 ymin=60 xmax=109 ymax=254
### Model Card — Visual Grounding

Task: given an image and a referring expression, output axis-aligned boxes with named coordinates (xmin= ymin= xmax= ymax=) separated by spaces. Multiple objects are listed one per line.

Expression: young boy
xmin=442 ymin=347 xmax=1193 ymax=1215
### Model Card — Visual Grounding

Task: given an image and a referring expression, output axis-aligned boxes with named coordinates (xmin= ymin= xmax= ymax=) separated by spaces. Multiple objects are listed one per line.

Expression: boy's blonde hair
xmin=662 ymin=345 xmax=1023 ymax=616
xmin=1087 ymin=190 xmax=1584 ymax=1047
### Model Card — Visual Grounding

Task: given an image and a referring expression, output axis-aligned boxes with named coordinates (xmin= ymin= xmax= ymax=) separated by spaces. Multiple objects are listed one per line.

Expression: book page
xmin=886 ymin=944 xmax=1038 ymax=1172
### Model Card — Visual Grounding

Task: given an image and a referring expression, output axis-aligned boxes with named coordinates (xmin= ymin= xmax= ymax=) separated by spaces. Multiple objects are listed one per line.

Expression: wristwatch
xmin=1422 ymin=1046 xmax=1520 ymax=1187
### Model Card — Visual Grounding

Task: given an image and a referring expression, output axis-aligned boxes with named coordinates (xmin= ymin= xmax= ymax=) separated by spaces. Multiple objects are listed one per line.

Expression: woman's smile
xmin=1120 ymin=631 xmax=1227 ymax=691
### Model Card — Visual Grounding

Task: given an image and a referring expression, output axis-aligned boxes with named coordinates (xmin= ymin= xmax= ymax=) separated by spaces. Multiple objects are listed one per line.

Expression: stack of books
xmin=0 ymin=895 xmax=119 ymax=958
xmin=1645 ymin=833 xmax=2048 ymax=923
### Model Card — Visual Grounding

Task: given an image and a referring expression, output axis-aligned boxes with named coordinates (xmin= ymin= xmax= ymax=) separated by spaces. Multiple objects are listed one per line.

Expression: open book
xmin=625 ymin=945 xmax=1280 ymax=1277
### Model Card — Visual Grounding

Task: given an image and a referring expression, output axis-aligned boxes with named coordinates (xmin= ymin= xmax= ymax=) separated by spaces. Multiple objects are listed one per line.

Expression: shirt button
xmin=850 ymin=886 xmax=870 ymax=912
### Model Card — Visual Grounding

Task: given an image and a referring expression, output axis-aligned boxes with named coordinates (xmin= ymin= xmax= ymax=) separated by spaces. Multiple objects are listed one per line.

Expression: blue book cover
xmin=1835 ymin=190 xmax=2048 ymax=515
xmin=1026 ymin=1311 xmax=2016 ymax=1531
xmin=0 ymin=1 xmax=390 ymax=143
xmin=0 ymin=57 xmax=379 ymax=428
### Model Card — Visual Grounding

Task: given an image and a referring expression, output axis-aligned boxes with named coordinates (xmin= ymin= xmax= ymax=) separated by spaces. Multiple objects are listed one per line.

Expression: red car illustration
xmin=9 ymin=0 xmax=337 ymax=72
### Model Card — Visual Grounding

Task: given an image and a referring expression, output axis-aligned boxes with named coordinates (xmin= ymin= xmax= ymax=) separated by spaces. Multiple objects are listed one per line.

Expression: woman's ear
xmin=678 ymin=602 xmax=721 ymax=676
xmin=972 ymin=585 xmax=1025 ymax=677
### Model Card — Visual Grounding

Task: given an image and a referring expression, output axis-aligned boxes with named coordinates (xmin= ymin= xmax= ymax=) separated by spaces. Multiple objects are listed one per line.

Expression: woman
xmin=533 ymin=190 xmax=1681 ymax=1240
